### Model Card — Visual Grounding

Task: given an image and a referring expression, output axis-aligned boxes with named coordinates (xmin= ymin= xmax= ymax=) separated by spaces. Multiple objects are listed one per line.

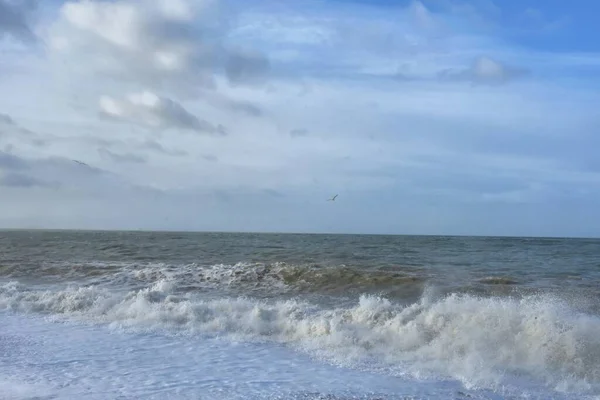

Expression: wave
xmin=132 ymin=262 xmax=429 ymax=297
xmin=477 ymin=276 xmax=520 ymax=285
xmin=0 ymin=261 xmax=126 ymax=281
xmin=1 ymin=280 xmax=599 ymax=395
xmin=0 ymin=261 xmax=429 ymax=297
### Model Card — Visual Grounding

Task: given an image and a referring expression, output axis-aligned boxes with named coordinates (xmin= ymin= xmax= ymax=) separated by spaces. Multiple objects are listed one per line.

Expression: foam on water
xmin=1 ymin=280 xmax=600 ymax=398
xmin=0 ymin=311 xmax=511 ymax=400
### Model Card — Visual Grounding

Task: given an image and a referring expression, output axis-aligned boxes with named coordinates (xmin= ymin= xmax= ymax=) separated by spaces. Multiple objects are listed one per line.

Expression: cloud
xmin=225 ymin=100 xmax=262 ymax=117
xmin=201 ymin=154 xmax=218 ymax=162
xmin=141 ymin=140 xmax=187 ymax=156
xmin=0 ymin=113 xmax=68 ymax=150
xmin=0 ymin=0 xmax=600 ymax=236
xmin=46 ymin=0 xmax=269 ymax=92
xmin=410 ymin=0 xmax=437 ymax=31
xmin=0 ymin=149 xmax=157 ymax=195
xmin=438 ymin=56 xmax=528 ymax=85
xmin=98 ymin=148 xmax=146 ymax=164
xmin=262 ymin=188 xmax=284 ymax=198
xmin=0 ymin=171 xmax=53 ymax=188
xmin=0 ymin=150 xmax=29 ymax=169
xmin=99 ymin=91 xmax=226 ymax=134
xmin=47 ymin=0 xmax=215 ymax=88
xmin=290 ymin=128 xmax=308 ymax=138
xmin=0 ymin=112 xmax=15 ymax=126
xmin=0 ymin=0 xmax=36 ymax=42
xmin=224 ymin=48 xmax=270 ymax=85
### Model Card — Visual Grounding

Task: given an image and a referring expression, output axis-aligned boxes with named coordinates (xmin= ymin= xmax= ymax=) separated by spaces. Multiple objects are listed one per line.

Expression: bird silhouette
xmin=328 ymin=194 xmax=338 ymax=201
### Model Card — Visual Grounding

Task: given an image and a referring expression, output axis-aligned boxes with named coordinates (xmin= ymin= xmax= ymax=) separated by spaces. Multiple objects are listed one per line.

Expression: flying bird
xmin=72 ymin=159 xmax=89 ymax=167
xmin=328 ymin=194 xmax=338 ymax=201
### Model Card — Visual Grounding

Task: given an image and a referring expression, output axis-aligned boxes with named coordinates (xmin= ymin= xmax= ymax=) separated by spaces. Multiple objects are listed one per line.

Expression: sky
xmin=0 ymin=0 xmax=600 ymax=237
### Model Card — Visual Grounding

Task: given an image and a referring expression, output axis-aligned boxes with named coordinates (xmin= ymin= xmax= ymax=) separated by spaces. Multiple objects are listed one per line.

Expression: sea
xmin=1 ymin=230 xmax=600 ymax=400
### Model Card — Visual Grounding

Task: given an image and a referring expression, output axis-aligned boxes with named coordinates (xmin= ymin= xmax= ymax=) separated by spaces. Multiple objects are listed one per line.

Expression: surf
xmin=1 ymin=279 xmax=599 ymax=396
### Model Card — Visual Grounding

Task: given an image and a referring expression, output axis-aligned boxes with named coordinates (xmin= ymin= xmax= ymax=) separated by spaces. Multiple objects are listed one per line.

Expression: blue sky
xmin=0 ymin=0 xmax=599 ymax=237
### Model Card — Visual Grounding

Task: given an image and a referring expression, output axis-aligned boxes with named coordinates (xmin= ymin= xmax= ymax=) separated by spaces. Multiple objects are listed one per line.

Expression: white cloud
xmin=47 ymin=0 xmax=212 ymax=86
xmin=46 ymin=0 xmax=269 ymax=93
xmin=410 ymin=1 xmax=437 ymax=31
xmin=99 ymin=91 xmax=226 ymax=134
xmin=439 ymin=56 xmax=528 ymax=84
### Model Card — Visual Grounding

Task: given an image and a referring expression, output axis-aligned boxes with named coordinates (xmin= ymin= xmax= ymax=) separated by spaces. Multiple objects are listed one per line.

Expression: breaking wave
xmin=477 ymin=276 xmax=520 ymax=285
xmin=1 ymin=280 xmax=599 ymax=395
xmin=0 ymin=261 xmax=430 ymax=297
xmin=131 ymin=262 xmax=429 ymax=297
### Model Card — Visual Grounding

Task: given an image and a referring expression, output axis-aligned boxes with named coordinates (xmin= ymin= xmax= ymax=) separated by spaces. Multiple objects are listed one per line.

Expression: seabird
xmin=328 ymin=194 xmax=338 ymax=201
xmin=72 ymin=159 xmax=88 ymax=167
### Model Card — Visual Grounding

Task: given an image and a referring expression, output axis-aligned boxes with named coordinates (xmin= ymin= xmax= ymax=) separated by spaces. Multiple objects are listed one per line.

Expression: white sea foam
xmin=130 ymin=262 xmax=291 ymax=292
xmin=1 ymin=280 xmax=600 ymax=396
xmin=0 ymin=312 xmax=446 ymax=400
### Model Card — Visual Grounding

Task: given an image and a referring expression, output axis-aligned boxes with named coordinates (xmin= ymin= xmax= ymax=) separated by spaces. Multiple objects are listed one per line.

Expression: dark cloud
xmin=201 ymin=154 xmax=218 ymax=162
xmin=162 ymin=99 xmax=221 ymax=133
xmin=225 ymin=49 xmax=270 ymax=85
xmin=212 ymin=187 xmax=285 ymax=203
xmin=141 ymin=140 xmax=187 ymax=156
xmin=228 ymin=101 xmax=262 ymax=117
xmin=0 ymin=113 xmax=49 ymax=149
xmin=213 ymin=189 xmax=231 ymax=202
xmin=0 ymin=0 xmax=36 ymax=43
xmin=2 ymin=150 xmax=103 ymax=180
xmin=263 ymin=188 xmax=284 ymax=198
xmin=0 ymin=150 xmax=29 ymax=170
xmin=0 ymin=148 xmax=170 ymax=211
xmin=290 ymin=128 xmax=309 ymax=138
xmin=214 ymin=124 xmax=228 ymax=136
xmin=98 ymin=148 xmax=146 ymax=164
xmin=199 ymin=92 xmax=264 ymax=117
xmin=0 ymin=113 xmax=15 ymax=126
xmin=438 ymin=56 xmax=528 ymax=85
xmin=18 ymin=127 xmax=36 ymax=136
xmin=0 ymin=171 xmax=52 ymax=188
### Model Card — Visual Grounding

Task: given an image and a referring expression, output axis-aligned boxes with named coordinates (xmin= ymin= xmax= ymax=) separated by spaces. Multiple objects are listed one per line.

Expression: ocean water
xmin=1 ymin=231 xmax=600 ymax=399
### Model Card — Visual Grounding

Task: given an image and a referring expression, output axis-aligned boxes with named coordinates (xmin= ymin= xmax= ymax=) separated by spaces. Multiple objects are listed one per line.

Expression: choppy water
xmin=1 ymin=230 xmax=600 ymax=399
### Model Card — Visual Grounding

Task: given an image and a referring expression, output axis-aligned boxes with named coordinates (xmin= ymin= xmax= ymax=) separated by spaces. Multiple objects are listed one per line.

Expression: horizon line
xmin=0 ymin=227 xmax=597 ymax=241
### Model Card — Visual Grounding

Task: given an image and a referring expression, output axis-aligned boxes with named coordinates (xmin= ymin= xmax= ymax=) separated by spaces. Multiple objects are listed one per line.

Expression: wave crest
xmin=1 ymin=280 xmax=599 ymax=393
xmin=130 ymin=262 xmax=428 ymax=297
